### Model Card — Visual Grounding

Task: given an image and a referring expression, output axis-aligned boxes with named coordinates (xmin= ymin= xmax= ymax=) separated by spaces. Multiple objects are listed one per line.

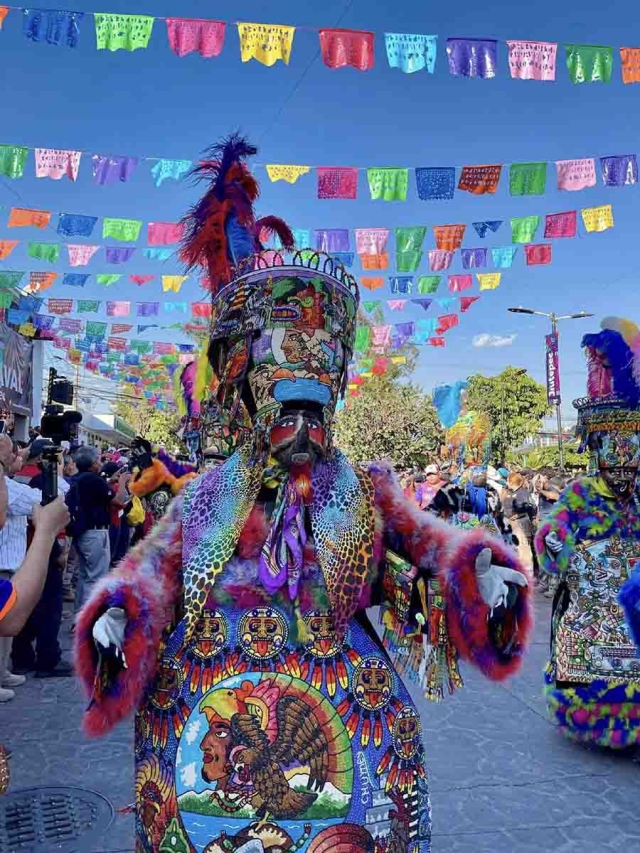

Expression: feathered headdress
xmin=180 ymin=133 xmax=294 ymax=294
xmin=582 ymin=316 xmax=640 ymax=406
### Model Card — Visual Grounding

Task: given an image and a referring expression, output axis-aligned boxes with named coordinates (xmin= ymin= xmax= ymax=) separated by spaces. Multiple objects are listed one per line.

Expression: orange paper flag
xmin=8 ymin=207 xmax=52 ymax=229
xmin=361 ymin=277 xmax=384 ymax=291
xmin=434 ymin=224 xmax=466 ymax=251
xmin=360 ymin=252 xmax=389 ymax=270
xmin=28 ymin=271 xmax=57 ymax=293
xmin=0 ymin=240 xmax=18 ymax=260
xmin=620 ymin=47 xmax=640 ymax=84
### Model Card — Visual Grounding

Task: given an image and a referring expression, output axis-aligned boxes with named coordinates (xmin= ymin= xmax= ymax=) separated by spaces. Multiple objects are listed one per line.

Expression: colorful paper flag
xmin=461 ymin=248 xmax=487 ymax=269
xmin=23 ymin=8 xmax=83 ymax=46
xmin=164 ymin=302 xmax=187 ymax=313
xmin=361 ymin=277 xmax=384 ymax=291
xmin=600 ymin=155 xmax=638 ymax=187
xmin=319 ymin=28 xmax=374 ymax=70
xmin=148 ymin=222 xmax=184 ymax=245
xmin=62 ymin=273 xmax=90 ymax=287
xmin=150 ymin=159 xmax=192 ymax=186
xmin=415 ymin=167 xmax=456 ymax=201
xmin=166 ymin=17 xmax=225 ymax=57
xmin=509 ymin=162 xmax=547 ymax=196
xmin=544 ymin=211 xmax=577 ymax=238
xmin=95 ymin=13 xmax=154 ymax=51
xmin=0 ymin=145 xmax=27 ymax=179
xmin=506 ymin=40 xmax=557 ymax=81
xmin=620 ymin=47 xmax=640 ymax=84
xmin=0 ymin=8 xmax=9 ymax=29
xmin=162 ymin=276 xmax=187 ymax=293
xmin=428 ymin=250 xmax=454 ymax=271
xmin=458 ymin=165 xmax=502 ymax=194
xmin=191 ymin=302 xmax=212 ymax=318
xmin=97 ymin=274 xmax=122 ymax=287
xmin=446 ymin=38 xmax=498 ymax=78
xmin=108 ymin=336 xmax=128 ymax=351
xmin=367 ymin=168 xmax=408 ymax=201
xmin=57 ymin=213 xmax=97 ymax=237
xmin=395 ymin=226 xmax=427 ymax=252
xmin=106 ymin=247 xmax=136 ymax=264
xmin=385 ymin=33 xmax=437 ymax=73
xmin=524 ymin=244 xmax=552 ymax=265
xmin=28 ymin=272 xmax=57 ymax=293
xmin=428 ymin=337 xmax=446 ymax=347
xmin=59 ymin=316 xmax=83 ymax=332
xmin=556 ymin=158 xmax=597 ymax=191
xmin=565 ymin=44 xmax=613 ymax=84
xmin=0 ymin=270 xmax=24 ymax=289
xmin=361 ymin=253 xmax=389 ymax=270
xmin=473 ymin=220 xmax=502 ymax=238
xmin=28 ymin=242 xmax=59 ymax=263
xmin=477 ymin=273 xmax=502 ymax=290
xmin=143 ymin=247 xmax=173 ymax=261
xmin=355 ymin=228 xmax=389 ymax=254
xmin=389 ymin=276 xmax=413 ymax=294
xmin=67 ymin=244 xmax=100 ymax=267
xmin=411 ymin=299 xmax=433 ymax=311
xmin=581 ymin=204 xmax=614 ymax=232
xmin=103 ymin=218 xmax=142 ymax=242
xmin=265 ymin=165 xmax=310 ymax=184
xmin=417 ymin=275 xmax=441 ymax=294
xmin=436 ymin=314 xmax=459 ymax=334
xmin=137 ymin=302 xmax=160 ymax=317
xmin=48 ymin=298 xmax=73 ymax=315
xmin=7 ymin=309 xmax=29 ymax=326
xmin=107 ymin=301 xmax=131 ymax=317
xmin=315 ymin=229 xmax=350 ymax=253
xmin=396 ymin=251 xmax=422 ymax=272
xmin=448 ymin=275 xmax=472 ymax=293
xmin=372 ymin=325 xmax=392 ymax=347
xmin=362 ymin=301 xmax=380 ymax=312
xmin=354 ymin=327 xmax=371 ymax=352
xmin=76 ymin=300 xmax=100 ymax=314
xmin=387 ymin=300 xmax=406 ymax=311
xmin=434 ymin=224 xmax=465 ymax=251
xmin=85 ymin=321 xmax=108 ymax=339
xmin=317 ymin=167 xmax=358 ymax=200
xmin=0 ymin=240 xmax=18 ymax=260
xmin=8 ymin=207 xmax=51 ymax=229
xmin=92 ymin=154 xmax=138 ymax=185
xmin=460 ymin=296 xmax=479 ymax=312
xmin=511 ymin=216 xmax=540 ymax=243
xmin=35 ymin=148 xmax=81 ymax=180
xmin=131 ymin=275 xmax=155 ymax=286
xmin=238 ymin=22 xmax=294 ymax=66
xmin=491 ymin=246 xmax=518 ymax=267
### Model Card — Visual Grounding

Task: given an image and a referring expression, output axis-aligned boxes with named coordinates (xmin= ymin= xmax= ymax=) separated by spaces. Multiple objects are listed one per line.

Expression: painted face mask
xmin=269 ymin=408 xmax=327 ymax=468
xmin=592 ymin=430 xmax=640 ymax=499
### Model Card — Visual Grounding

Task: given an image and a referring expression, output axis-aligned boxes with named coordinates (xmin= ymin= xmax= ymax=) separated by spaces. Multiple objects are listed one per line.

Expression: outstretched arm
xmin=369 ymin=462 xmax=532 ymax=683
xmin=534 ymin=486 xmax=575 ymax=576
xmin=74 ymin=494 xmax=184 ymax=737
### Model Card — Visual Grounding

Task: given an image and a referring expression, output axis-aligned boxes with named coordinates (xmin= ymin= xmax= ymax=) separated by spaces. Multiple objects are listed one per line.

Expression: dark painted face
xmin=591 ymin=431 xmax=640 ymax=501
xmin=269 ymin=408 xmax=327 ymax=468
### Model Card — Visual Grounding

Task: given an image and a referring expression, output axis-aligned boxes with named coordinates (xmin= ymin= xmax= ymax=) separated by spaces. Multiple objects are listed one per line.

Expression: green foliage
xmin=511 ymin=441 xmax=585 ymax=470
xmin=466 ymin=367 xmax=551 ymax=464
xmin=335 ymin=376 xmax=444 ymax=468
xmin=113 ymin=397 xmax=183 ymax=452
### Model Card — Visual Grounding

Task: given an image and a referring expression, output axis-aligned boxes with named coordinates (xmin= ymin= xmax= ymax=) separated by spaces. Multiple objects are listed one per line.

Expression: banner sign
xmin=546 ymin=332 xmax=561 ymax=404
xmin=0 ymin=323 xmax=33 ymax=413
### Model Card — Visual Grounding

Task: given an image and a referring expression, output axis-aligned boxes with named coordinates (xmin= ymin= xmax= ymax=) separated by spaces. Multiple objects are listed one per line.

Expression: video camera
xmin=36 ymin=370 xmax=83 ymax=504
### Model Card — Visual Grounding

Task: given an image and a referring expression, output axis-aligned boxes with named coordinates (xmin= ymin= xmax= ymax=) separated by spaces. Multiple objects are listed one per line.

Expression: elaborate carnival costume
xmin=75 ymin=137 xmax=530 ymax=853
xmin=536 ymin=317 xmax=640 ymax=748
xmin=129 ymin=438 xmax=197 ymax=521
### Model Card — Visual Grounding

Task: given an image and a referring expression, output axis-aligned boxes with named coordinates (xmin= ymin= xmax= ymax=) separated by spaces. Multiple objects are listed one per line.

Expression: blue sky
xmin=0 ymin=0 xmax=638 ymax=420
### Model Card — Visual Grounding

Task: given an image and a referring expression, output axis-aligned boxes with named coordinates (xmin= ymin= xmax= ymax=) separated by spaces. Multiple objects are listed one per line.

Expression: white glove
xmin=93 ymin=607 xmax=128 ymax=668
xmin=475 ymin=547 xmax=528 ymax=612
xmin=545 ymin=531 xmax=563 ymax=555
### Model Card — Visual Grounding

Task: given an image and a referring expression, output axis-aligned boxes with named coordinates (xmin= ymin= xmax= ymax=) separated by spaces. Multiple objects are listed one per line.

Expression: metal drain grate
xmin=0 ymin=786 xmax=114 ymax=852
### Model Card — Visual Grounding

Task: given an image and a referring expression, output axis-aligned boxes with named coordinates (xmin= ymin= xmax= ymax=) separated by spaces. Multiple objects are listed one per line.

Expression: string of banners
xmin=2 ymin=7 xmax=640 ymax=84
xmin=0 ymin=140 xmax=638 ymax=201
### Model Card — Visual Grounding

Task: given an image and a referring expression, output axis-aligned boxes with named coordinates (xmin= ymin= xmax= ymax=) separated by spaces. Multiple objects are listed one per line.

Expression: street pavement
xmin=3 ymin=593 xmax=639 ymax=853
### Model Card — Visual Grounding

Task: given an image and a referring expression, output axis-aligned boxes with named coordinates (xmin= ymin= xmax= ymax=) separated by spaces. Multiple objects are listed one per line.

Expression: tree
xmin=466 ymin=367 xmax=551 ymax=464
xmin=335 ymin=376 xmax=444 ymax=468
xmin=113 ymin=398 xmax=184 ymax=452
xmin=509 ymin=441 xmax=586 ymax=471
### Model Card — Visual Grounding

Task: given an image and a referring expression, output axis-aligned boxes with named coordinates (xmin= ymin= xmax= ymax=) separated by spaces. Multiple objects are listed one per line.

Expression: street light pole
xmin=507 ymin=307 xmax=594 ymax=473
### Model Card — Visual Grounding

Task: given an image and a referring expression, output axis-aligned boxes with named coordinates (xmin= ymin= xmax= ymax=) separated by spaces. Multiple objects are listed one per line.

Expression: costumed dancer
xmin=74 ymin=136 xmax=531 ymax=853
xmin=129 ymin=438 xmax=197 ymax=521
xmin=536 ymin=317 xmax=640 ymax=748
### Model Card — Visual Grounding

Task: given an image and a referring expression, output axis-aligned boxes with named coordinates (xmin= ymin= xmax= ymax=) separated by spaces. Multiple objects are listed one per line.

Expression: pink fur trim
xmin=237 ymin=505 xmax=269 ymax=558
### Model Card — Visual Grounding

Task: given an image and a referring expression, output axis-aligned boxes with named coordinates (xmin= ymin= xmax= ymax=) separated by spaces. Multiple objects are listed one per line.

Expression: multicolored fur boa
xmin=129 ymin=457 xmax=196 ymax=499
xmin=74 ymin=459 xmax=531 ymax=736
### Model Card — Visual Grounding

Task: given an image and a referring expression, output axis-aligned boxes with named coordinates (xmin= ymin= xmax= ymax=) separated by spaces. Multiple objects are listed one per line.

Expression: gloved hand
xmin=475 ymin=547 xmax=528 ymax=612
xmin=545 ymin=531 xmax=563 ymax=555
xmin=92 ymin=607 xmax=127 ymax=668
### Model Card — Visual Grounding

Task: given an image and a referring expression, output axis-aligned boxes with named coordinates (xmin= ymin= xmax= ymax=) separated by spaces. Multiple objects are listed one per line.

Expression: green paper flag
xmin=511 ymin=216 xmax=540 ymax=243
xmin=0 ymin=145 xmax=28 ymax=179
xmin=28 ymin=242 xmax=60 ymax=264
xmin=360 ymin=358 xmax=374 ymax=368
xmin=397 ymin=250 xmax=422 ymax=273
xmin=0 ymin=293 xmax=13 ymax=308
xmin=86 ymin=321 xmax=108 ymax=338
xmin=509 ymin=162 xmax=547 ymax=196
xmin=77 ymin=300 xmax=100 ymax=313
xmin=368 ymin=168 xmax=409 ymax=202
xmin=395 ymin=226 xmax=427 ymax=252
xmin=0 ymin=271 xmax=25 ymax=289
xmin=107 ymin=352 xmax=123 ymax=364
xmin=95 ymin=13 xmax=155 ymax=52
xmin=363 ymin=301 xmax=380 ymax=312
xmin=102 ymin=218 xmax=143 ymax=242
xmin=131 ymin=340 xmax=152 ymax=354
xmin=355 ymin=326 xmax=371 ymax=352
xmin=97 ymin=274 xmax=123 ymax=287
xmin=417 ymin=275 xmax=441 ymax=294
xmin=565 ymin=44 xmax=613 ymax=84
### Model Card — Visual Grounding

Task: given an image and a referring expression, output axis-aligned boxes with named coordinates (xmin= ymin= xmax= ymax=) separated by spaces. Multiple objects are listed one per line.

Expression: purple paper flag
xmin=600 ymin=154 xmax=638 ymax=187
xmin=137 ymin=302 xmax=160 ymax=317
xmin=395 ymin=322 xmax=415 ymax=337
xmin=92 ymin=154 xmax=138 ymax=185
xmin=106 ymin=246 xmax=136 ymax=264
xmin=473 ymin=220 xmax=503 ymax=238
xmin=314 ymin=229 xmax=350 ymax=252
xmin=411 ymin=299 xmax=433 ymax=311
xmin=446 ymin=38 xmax=498 ymax=79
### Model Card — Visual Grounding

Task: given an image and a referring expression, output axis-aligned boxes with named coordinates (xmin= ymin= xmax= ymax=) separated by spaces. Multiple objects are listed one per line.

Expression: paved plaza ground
xmin=3 ymin=593 xmax=639 ymax=853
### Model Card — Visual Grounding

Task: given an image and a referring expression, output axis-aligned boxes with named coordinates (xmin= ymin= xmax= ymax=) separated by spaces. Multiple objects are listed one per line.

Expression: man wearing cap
xmin=0 ymin=439 xmax=71 ymax=687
